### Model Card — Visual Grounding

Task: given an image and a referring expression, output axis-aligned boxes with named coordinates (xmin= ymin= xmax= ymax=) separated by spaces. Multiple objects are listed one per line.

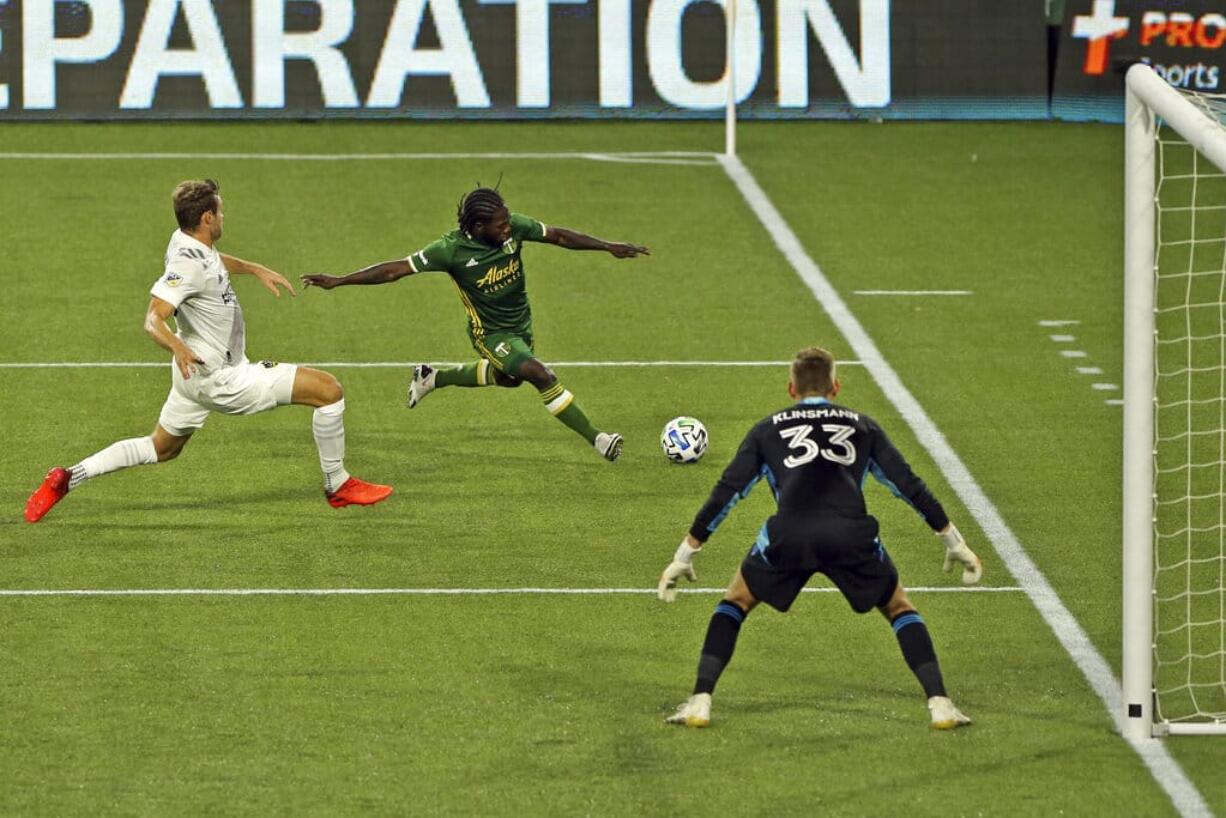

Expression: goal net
xmin=1124 ymin=64 xmax=1226 ymax=738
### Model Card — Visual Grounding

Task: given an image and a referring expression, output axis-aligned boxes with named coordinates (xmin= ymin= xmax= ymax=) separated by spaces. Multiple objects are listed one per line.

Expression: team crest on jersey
xmin=502 ymin=238 xmax=519 ymax=254
xmin=164 ymin=272 xmax=183 ymax=287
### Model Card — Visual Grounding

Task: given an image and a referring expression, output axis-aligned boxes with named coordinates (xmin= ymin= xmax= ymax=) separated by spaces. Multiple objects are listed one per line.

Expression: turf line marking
xmin=1060 ymin=350 xmax=1089 ymax=358
xmin=853 ymin=290 xmax=972 ymax=296
xmin=0 ymin=586 xmax=1022 ymax=598
xmin=1039 ymin=319 xmax=1081 ymax=327
xmin=0 ymin=360 xmax=865 ymax=369
xmin=0 ymin=151 xmax=719 ymax=165
xmin=1092 ymin=383 xmax=1121 ymax=391
xmin=1077 ymin=366 xmax=1105 ymax=375
xmin=1049 ymin=334 xmax=1076 ymax=342
xmin=718 ymin=153 xmax=1211 ymax=818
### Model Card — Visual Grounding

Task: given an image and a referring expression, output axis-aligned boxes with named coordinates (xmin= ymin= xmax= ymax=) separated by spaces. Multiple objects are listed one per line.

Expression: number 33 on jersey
xmin=689 ymin=396 xmax=951 ymax=539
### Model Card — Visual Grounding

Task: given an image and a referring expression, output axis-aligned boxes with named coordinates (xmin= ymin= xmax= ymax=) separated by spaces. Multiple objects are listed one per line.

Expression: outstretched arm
xmin=301 ymin=260 xmax=416 ymax=290
xmin=220 ymin=252 xmax=296 ymax=298
xmin=542 ymin=226 xmax=649 ymax=259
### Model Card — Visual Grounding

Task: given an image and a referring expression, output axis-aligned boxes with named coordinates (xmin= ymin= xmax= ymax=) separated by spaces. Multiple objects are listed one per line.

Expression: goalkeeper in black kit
xmin=657 ymin=347 xmax=983 ymax=730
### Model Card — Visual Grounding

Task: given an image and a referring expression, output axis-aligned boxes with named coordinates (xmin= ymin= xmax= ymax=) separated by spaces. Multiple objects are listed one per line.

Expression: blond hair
xmin=790 ymin=347 xmax=836 ymax=396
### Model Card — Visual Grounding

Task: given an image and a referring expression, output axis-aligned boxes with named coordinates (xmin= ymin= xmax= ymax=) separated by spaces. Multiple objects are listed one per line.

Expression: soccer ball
xmin=661 ymin=417 xmax=709 ymax=464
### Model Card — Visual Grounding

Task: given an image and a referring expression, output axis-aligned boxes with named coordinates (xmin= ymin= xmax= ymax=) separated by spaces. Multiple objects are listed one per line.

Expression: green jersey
xmin=405 ymin=212 xmax=548 ymax=339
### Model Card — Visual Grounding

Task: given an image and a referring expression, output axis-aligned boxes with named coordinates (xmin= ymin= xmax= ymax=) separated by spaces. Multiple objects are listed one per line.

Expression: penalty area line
xmin=852 ymin=290 xmax=973 ymax=296
xmin=0 ymin=586 xmax=1023 ymax=598
xmin=0 ymin=151 xmax=719 ymax=167
xmin=0 ymin=360 xmax=865 ymax=369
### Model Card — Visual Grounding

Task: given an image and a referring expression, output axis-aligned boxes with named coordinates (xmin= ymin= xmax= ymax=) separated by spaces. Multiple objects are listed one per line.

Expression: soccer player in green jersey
xmin=300 ymin=187 xmax=649 ymax=461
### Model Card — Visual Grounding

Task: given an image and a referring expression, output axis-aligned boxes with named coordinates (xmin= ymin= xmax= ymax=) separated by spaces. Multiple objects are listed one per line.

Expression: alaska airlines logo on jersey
xmin=163 ymin=272 xmax=183 ymax=287
xmin=475 ymin=259 xmax=522 ymax=292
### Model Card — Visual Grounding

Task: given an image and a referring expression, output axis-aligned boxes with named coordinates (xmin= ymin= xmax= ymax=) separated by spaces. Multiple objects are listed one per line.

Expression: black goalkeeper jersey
xmin=689 ymin=397 xmax=949 ymax=542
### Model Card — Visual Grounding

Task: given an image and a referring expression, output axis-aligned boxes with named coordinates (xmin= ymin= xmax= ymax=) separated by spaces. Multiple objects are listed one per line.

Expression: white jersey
xmin=150 ymin=230 xmax=247 ymax=370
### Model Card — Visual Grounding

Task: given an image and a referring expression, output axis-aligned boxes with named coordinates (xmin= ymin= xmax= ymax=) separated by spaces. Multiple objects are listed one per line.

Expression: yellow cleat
xmin=928 ymin=696 xmax=972 ymax=730
xmin=665 ymin=693 xmax=711 ymax=727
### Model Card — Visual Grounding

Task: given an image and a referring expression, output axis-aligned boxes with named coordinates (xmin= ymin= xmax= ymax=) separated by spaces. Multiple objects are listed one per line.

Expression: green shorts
xmin=473 ymin=332 xmax=536 ymax=379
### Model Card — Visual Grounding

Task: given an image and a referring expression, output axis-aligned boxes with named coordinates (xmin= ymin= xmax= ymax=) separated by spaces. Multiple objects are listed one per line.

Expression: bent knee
xmin=155 ymin=438 xmax=187 ymax=462
xmin=315 ymin=372 xmax=344 ymax=404
xmin=726 ymin=592 xmax=756 ymax=611
xmin=878 ymin=598 xmax=915 ymax=619
xmin=323 ymin=376 xmax=344 ymax=404
xmin=493 ymin=370 xmax=524 ymax=388
xmin=724 ymin=583 xmax=758 ymax=611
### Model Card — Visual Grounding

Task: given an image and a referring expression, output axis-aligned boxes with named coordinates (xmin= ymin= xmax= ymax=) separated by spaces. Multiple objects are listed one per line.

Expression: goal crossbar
xmin=1123 ymin=63 xmax=1226 ymax=740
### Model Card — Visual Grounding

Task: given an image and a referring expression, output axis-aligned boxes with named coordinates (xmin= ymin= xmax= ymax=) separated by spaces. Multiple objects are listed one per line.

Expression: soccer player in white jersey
xmin=24 ymin=179 xmax=393 ymax=522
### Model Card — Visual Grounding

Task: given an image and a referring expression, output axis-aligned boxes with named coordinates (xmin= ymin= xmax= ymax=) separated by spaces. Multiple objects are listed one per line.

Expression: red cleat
xmin=326 ymin=476 xmax=393 ymax=509
xmin=25 ymin=467 xmax=71 ymax=523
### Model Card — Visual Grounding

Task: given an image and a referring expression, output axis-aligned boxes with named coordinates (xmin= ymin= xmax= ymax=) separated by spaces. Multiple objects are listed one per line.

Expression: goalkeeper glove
xmin=938 ymin=523 xmax=983 ymax=584
xmin=657 ymin=538 xmax=701 ymax=602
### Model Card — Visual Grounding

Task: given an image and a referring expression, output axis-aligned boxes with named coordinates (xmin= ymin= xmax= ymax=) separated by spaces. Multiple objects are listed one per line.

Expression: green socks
xmin=540 ymin=382 xmax=599 ymax=444
xmin=434 ymin=360 xmax=495 ymax=388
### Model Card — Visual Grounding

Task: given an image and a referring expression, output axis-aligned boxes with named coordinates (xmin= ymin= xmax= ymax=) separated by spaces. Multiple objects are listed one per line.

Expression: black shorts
xmin=739 ymin=514 xmax=899 ymax=614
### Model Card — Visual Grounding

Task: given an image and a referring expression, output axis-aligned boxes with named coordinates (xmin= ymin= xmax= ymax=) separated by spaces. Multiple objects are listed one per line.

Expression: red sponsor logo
xmin=1073 ymin=2 xmax=1226 ymax=77
xmin=1072 ymin=0 xmax=1131 ymax=76
xmin=1139 ymin=12 xmax=1226 ymax=49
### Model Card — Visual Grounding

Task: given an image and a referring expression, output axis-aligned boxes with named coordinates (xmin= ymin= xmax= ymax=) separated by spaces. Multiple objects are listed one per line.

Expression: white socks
xmin=313 ymin=399 xmax=351 ymax=493
xmin=69 ymin=436 xmax=159 ymax=490
xmin=63 ymin=403 xmax=351 ymax=495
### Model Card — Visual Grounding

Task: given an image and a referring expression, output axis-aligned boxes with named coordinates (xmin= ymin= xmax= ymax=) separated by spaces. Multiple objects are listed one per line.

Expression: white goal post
xmin=1123 ymin=63 xmax=1226 ymax=739
xmin=724 ymin=0 xmax=738 ymax=157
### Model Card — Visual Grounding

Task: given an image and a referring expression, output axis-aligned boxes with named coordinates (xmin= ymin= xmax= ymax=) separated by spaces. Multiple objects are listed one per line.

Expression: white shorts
xmin=158 ymin=359 xmax=299 ymax=437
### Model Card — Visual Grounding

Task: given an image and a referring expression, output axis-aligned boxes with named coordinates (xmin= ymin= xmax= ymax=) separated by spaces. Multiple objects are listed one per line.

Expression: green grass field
xmin=1 ymin=120 xmax=1223 ymax=816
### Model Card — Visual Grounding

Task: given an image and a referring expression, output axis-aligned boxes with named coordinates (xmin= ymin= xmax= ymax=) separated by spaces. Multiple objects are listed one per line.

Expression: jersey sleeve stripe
xmin=704 ymin=473 xmax=762 ymax=534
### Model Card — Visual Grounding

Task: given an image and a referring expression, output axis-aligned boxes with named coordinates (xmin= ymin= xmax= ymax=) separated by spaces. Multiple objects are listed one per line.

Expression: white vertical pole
xmin=1122 ymin=63 xmax=1158 ymax=742
xmin=724 ymin=0 xmax=736 ymax=157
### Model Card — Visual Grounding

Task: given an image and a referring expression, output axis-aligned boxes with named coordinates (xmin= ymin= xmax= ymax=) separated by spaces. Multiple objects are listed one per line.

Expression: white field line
xmin=1039 ymin=319 xmax=1081 ymax=327
xmin=0 ymin=360 xmax=864 ymax=369
xmin=0 ymin=586 xmax=1022 ymax=598
xmin=717 ymin=154 xmax=1211 ymax=818
xmin=0 ymin=151 xmax=719 ymax=167
xmin=853 ymin=290 xmax=973 ymax=296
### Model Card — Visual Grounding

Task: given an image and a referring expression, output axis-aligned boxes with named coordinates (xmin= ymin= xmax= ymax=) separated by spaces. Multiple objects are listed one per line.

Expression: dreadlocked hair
xmin=457 ymin=187 xmax=506 ymax=236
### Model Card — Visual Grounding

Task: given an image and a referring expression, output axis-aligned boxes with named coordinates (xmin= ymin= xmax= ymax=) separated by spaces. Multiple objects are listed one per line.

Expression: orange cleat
xmin=25 ymin=467 xmax=71 ymax=523
xmin=326 ymin=476 xmax=393 ymax=509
